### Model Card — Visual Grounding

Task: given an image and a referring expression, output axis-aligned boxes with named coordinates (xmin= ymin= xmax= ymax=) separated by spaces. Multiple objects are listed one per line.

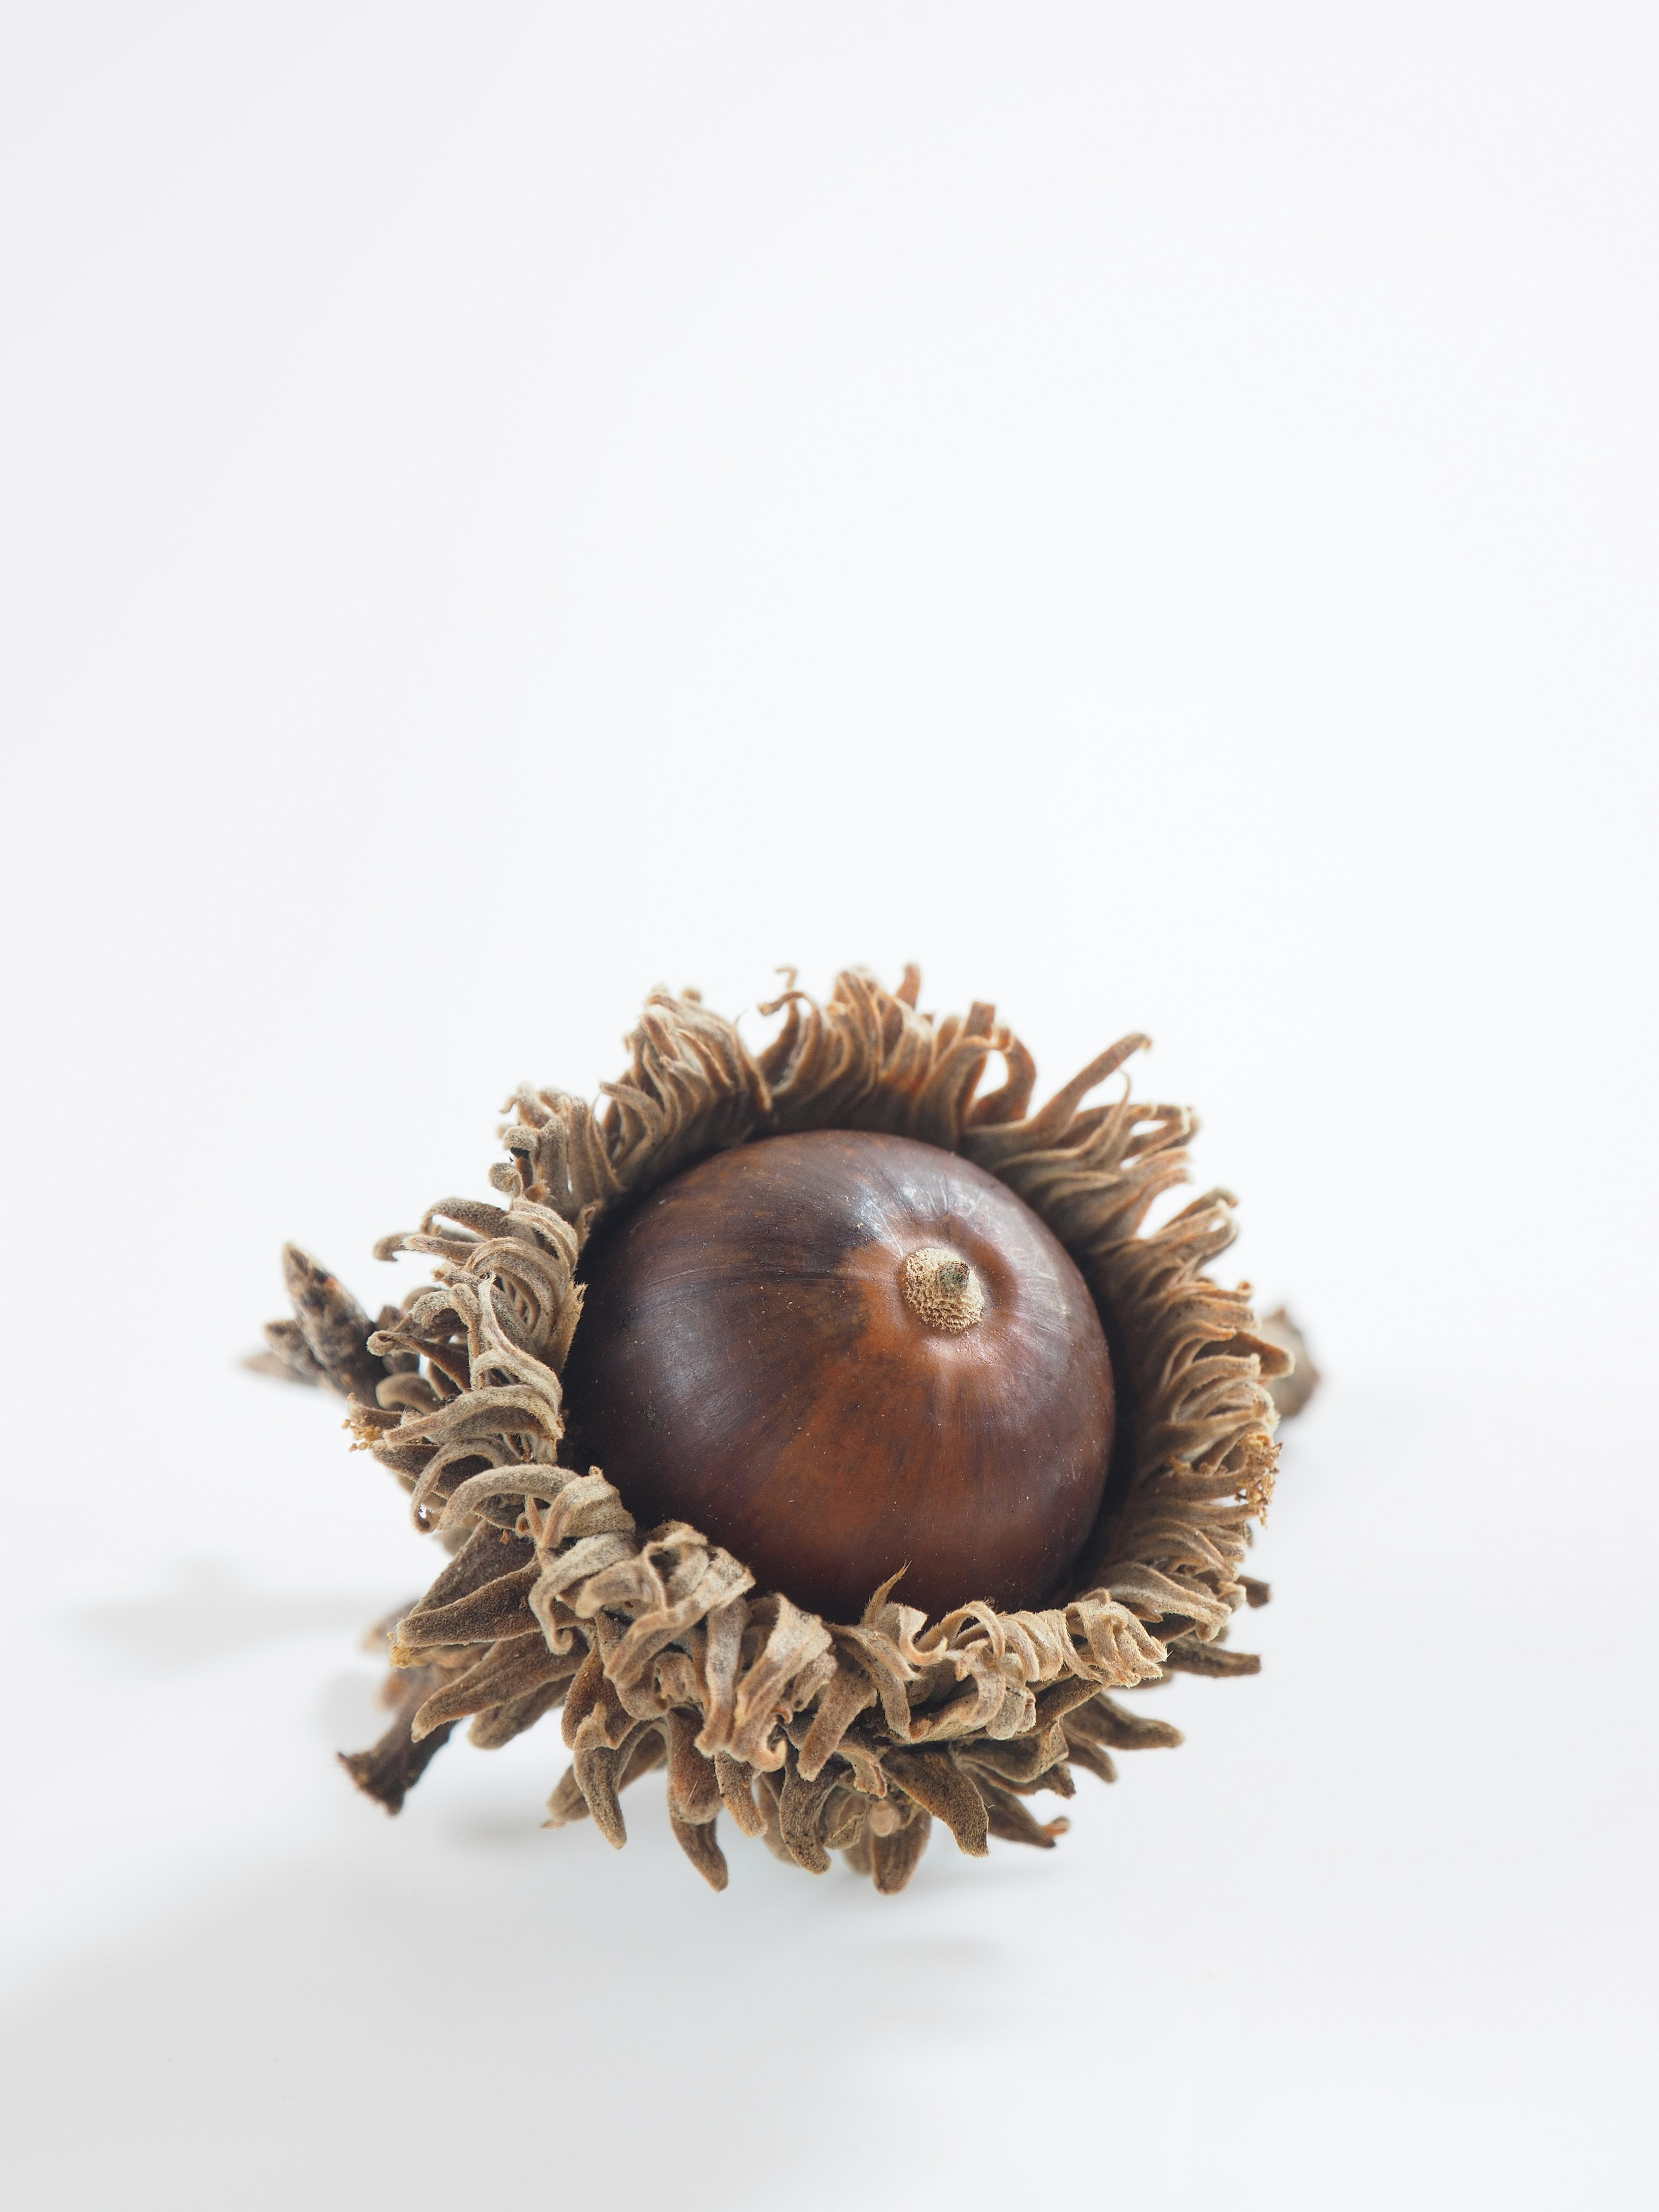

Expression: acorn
xmin=563 ymin=1129 xmax=1116 ymax=1623
xmin=255 ymin=966 xmax=1311 ymax=1894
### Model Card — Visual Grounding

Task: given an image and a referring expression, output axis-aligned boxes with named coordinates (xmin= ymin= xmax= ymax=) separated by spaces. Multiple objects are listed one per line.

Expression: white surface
xmin=2 ymin=8 xmax=1654 ymax=2207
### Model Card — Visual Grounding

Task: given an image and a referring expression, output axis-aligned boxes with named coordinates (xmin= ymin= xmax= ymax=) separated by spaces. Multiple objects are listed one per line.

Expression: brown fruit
xmin=562 ymin=1128 xmax=1116 ymax=1622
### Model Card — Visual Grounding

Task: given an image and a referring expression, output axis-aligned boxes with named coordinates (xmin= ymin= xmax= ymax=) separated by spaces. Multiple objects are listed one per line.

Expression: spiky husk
xmin=262 ymin=967 xmax=1297 ymax=1893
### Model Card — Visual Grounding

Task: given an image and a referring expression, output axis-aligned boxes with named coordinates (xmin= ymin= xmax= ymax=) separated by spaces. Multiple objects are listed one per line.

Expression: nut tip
xmin=900 ymin=1247 xmax=985 ymax=1333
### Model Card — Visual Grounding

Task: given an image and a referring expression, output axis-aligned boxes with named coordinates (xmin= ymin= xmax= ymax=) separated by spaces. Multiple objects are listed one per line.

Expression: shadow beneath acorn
xmin=67 ymin=1559 xmax=404 ymax=1670
xmin=0 ymin=1835 xmax=1011 ymax=2212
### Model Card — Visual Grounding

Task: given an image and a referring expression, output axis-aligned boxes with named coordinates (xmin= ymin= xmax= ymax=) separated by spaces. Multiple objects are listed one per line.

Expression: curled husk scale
xmin=262 ymin=968 xmax=1295 ymax=1894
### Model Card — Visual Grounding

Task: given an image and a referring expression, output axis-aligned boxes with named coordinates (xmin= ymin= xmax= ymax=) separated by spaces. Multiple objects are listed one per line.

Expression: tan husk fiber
xmin=260 ymin=966 xmax=1295 ymax=1894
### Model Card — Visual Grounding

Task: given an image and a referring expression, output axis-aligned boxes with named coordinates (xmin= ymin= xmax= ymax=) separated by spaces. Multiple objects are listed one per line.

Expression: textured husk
xmin=261 ymin=966 xmax=1302 ymax=1894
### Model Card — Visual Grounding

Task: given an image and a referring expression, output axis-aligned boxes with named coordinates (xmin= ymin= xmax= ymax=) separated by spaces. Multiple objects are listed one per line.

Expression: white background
xmin=2 ymin=6 xmax=1654 ymax=2206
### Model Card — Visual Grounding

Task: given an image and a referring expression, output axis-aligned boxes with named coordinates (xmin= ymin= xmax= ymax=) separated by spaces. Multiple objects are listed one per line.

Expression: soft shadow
xmin=68 ymin=1560 xmax=404 ymax=1670
xmin=0 ymin=1844 xmax=1009 ymax=2212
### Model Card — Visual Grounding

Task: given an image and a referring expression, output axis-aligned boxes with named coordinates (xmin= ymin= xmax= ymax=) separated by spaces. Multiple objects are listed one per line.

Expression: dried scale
xmin=254 ymin=967 xmax=1315 ymax=1894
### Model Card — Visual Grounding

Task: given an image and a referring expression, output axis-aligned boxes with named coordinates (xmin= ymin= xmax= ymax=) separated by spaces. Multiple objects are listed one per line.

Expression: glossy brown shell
xmin=562 ymin=1128 xmax=1116 ymax=1622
